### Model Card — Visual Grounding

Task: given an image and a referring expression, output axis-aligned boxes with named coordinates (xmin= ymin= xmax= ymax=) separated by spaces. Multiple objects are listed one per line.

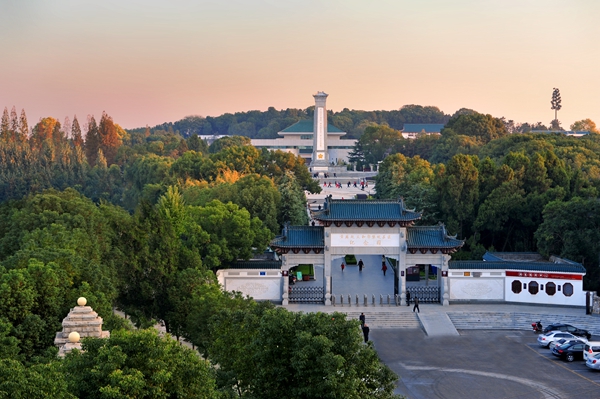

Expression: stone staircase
xmin=447 ymin=311 xmax=600 ymax=336
xmin=321 ymin=310 xmax=422 ymax=329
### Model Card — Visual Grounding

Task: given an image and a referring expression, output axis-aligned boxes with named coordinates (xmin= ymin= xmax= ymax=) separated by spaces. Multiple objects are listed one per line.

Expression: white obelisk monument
xmin=310 ymin=91 xmax=329 ymax=173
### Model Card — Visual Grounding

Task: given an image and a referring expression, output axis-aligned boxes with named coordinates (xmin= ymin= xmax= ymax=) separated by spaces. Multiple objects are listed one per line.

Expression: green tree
xmin=434 ymin=154 xmax=480 ymax=238
xmin=17 ymin=109 xmax=28 ymax=143
xmin=375 ymin=154 xmax=437 ymax=222
xmin=209 ymin=307 xmax=400 ymax=399
xmin=85 ymin=116 xmax=100 ymax=166
xmin=430 ymin=131 xmax=481 ymax=164
xmin=118 ymin=192 xmax=206 ymax=331
xmin=171 ymin=150 xmax=217 ymax=182
xmin=189 ymin=199 xmax=271 ymax=268
xmin=98 ymin=111 xmax=121 ymax=165
xmin=210 ymin=144 xmax=261 ymax=175
xmin=70 ymin=115 xmax=84 ymax=147
xmin=30 ymin=117 xmax=60 ymax=150
xmin=208 ymin=135 xmax=251 ymax=153
xmin=61 ymin=329 xmax=218 ymax=399
xmin=230 ymin=174 xmax=281 ymax=234
xmin=442 ymin=112 xmax=508 ymax=144
xmin=0 ymin=318 xmax=19 ymax=360
xmin=570 ymin=118 xmax=599 ymax=134
xmin=9 ymin=107 xmax=18 ymax=142
xmin=0 ymin=189 xmax=131 ymax=337
xmin=535 ymin=197 xmax=600 ymax=290
xmin=186 ymin=133 xmax=208 ymax=153
xmin=550 ymin=87 xmax=562 ymax=125
xmin=355 ymin=124 xmax=402 ymax=164
xmin=0 ymin=359 xmax=74 ymax=399
xmin=278 ymin=171 xmax=309 ymax=226
xmin=0 ymin=108 xmax=9 ymax=141
xmin=259 ymin=149 xmax=321 ymax=193
xmin=473 ymin=180 xmax=526 ymax=251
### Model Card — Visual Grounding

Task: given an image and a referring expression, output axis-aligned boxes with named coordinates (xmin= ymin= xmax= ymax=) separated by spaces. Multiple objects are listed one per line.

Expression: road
xmin=371 ymin=329 xmax=600 ymax=399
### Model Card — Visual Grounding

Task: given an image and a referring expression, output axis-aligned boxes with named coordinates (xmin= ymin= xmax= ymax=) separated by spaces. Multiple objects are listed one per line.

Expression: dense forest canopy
xmin=128 ymin=104 xmax=451 ymax=139
xmin=126 ymin=103 xmax=566 ymax=142
xmin=0 ymin=102 xmax=598 ymax=398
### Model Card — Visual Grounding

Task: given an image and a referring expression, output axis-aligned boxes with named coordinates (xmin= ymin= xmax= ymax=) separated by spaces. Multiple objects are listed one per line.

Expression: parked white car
xmin=537 ymin=332 xmax=582 ymax=348
xmin=583 ymin=341 xmax=600 ymax=361
xmin=585 ymin=353 xmax=600 ymax=371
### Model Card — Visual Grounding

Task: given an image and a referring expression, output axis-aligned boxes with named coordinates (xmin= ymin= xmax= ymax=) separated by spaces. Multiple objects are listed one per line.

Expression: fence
xmin=289 ymin=286 xmax=441 ymax=305
xmin=289 ymin=286 xmax=324 ymax=303
xmin=406 ymin=286 xmax=440 ymax=304
xmin=331 ymin=293 xmax=399 ymax=307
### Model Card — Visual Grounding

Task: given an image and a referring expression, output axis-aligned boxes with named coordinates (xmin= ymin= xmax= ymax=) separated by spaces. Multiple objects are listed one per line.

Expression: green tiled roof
xmin=227 ymin=261 xmax=282 ymax=269
xmin=449 ymin=261 xmax=586 ymax=274
xmin=402 ymin=124 xmax=444 ymax=133
xmin=270 ymin=226 xmax=324 ymax=248
xmin=483 ymin=252 xmax=543 ymax=262
xmin=407 ymin=225 xmax=464 ymax=249
xmin=281 ymin=120 xmax=343 ymax=133
xmin=312 ymin=198 xmax=421 ymax=222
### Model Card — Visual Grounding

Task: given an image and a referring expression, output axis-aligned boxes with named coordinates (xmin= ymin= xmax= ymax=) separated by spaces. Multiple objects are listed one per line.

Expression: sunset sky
xmin=1 ymin=0 xmax=599 ymax=130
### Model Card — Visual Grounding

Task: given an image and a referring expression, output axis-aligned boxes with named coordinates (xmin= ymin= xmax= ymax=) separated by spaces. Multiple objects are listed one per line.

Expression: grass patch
xmin=293 ymin=264 xmax=314 ymax=276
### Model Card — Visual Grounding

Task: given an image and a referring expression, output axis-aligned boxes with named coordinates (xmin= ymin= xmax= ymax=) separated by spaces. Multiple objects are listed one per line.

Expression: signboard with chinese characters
xmin=505 ymin=271 xmax=582 ymax=280
xmin=331 ymin=233 xmax=400 ymax=248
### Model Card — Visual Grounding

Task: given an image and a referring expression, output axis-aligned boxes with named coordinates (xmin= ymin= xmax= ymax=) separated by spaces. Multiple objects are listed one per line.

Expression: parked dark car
xmin=551 ymin=341 xmax=586 ymax=362
xmin=543 ymin=323 xmax=592 ymax=340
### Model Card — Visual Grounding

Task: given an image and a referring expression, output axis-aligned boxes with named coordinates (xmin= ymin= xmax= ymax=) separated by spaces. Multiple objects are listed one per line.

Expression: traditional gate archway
xmin=271 ymin=197 xmax=463 ymax=305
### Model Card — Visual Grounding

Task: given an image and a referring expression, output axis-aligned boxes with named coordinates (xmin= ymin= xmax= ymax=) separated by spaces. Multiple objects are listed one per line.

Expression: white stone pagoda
xmin=54 ymin=297 xmax=110 ymax=357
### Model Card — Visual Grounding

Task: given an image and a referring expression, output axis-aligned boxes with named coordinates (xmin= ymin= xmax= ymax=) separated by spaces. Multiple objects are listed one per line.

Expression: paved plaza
xmin=331 ymin=254 xmax=395 ymax=298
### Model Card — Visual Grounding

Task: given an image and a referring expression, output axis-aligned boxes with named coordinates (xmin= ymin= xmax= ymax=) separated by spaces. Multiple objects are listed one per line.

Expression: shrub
xmin=345 ymin=255 xmax=357 ymax=265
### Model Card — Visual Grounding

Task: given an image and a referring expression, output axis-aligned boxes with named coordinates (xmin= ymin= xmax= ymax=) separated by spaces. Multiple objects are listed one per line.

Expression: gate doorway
xmin=288 ymin=264 xmax=325 ymax=303
xmin=331 ymin=254 xmax=394 ymax=302
xmin=405 ymin=264 xmax=441 ymax=304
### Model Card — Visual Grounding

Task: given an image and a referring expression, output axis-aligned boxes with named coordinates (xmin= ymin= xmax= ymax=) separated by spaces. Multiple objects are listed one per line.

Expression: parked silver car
xmin=537 ymin=331 xmax=582 ymax=348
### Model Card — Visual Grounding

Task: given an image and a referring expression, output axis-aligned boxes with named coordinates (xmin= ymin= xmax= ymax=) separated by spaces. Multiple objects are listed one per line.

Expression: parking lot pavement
xmin=371 ymin=329 xmax=600 ymax=399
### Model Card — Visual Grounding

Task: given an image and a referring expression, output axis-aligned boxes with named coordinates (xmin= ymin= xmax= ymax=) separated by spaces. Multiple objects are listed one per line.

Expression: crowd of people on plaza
xmin=322 ymin=180 xmax=369 ymax=190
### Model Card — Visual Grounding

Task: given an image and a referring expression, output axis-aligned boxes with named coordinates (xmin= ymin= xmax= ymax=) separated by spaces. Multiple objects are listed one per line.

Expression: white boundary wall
xmin=448 ymin=269 xmax=586 ymax=306
xmin=217 ymin=269 xmax=283 ymax=301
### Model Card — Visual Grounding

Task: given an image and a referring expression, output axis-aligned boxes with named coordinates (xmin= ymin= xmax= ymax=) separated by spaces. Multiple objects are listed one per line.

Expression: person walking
xmin=381 ymin=262 xmax=387 ymax=276
xmin=406 ymin=291 xmax=411 ymax=306
xmin=358 ymin=259 xmax=364 ymax=272
xmin=413 ymin=296 xmax=420 ymax=313
xmin=359 ymin=312 xmax=365 ymax=327
xmin=340 ymin=262 xmax=345 ymax=272
xmin=362 ymin=323 xmax=370 ymax=343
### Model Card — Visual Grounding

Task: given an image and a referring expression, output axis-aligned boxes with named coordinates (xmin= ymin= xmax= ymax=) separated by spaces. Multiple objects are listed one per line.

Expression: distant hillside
xmin=128 ymin=105 xmax=450 ymax=139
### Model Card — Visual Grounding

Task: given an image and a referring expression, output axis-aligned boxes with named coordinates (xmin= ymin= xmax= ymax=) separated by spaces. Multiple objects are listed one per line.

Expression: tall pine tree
xmin=85 ymin=115 xmax=100 ymax=166
xmin=98 ymin=111 xmax=120 ymax=165
xmin=18 ymin=109 xmax=28 ymax=142
xmin=9 ymin=106 xmax=18 ymax=142
xmin=71 ymin=115 xmax=84 ymax=147
xmin=62 ymin=116 xmax=71 ymax=140
xmin=0 ymin=107 xmax=9 ymax=141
